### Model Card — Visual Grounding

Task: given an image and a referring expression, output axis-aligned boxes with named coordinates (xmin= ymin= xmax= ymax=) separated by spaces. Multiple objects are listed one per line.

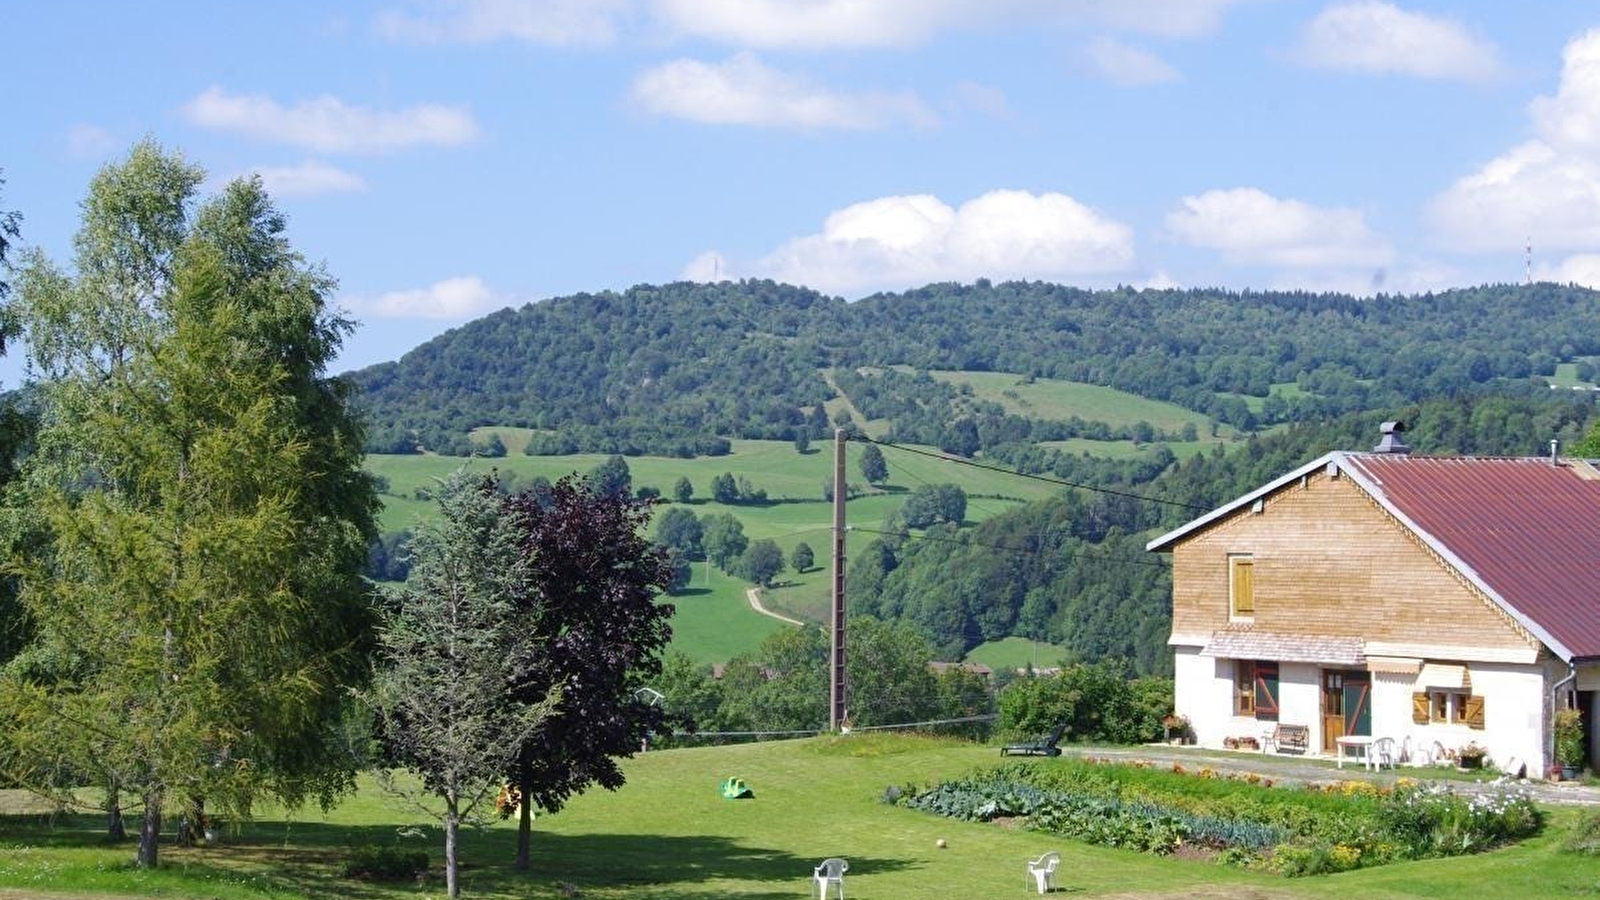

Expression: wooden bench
xmin=1266 ymin=723 xmax=1309 ymax=754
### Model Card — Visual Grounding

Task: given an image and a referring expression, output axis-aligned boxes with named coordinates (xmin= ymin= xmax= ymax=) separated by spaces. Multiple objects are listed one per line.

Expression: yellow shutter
xmin=1412 ymin=692 xmax=1430 ymax=724
xmin=1464 ymin=695 xmax=1485 ymax=729
xmin=1232 ymin=559 xmax=1254 ymax=615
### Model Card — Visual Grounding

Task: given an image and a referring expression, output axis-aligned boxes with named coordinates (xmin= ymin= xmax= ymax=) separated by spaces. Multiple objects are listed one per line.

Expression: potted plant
xmin=1162 ymin=714 xmax=1190 ymax=745
xmin=1555 ymin=707 xmax=1585 ymax=780
xmin=1456 ymin=741 xmax=1488 ymax=770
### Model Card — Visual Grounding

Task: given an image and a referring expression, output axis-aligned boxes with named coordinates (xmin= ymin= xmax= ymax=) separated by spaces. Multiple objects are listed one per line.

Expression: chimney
xmin=1373 ymin=420 xmax=1411 ymax=454
xmin=1551 ymin=438 xmax=1561 ymax=466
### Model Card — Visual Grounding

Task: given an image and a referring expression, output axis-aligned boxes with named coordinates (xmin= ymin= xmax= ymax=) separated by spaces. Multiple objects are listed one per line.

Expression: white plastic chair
xmin=1408 ymin=736 xmax=1444 ymax=766
xmin=1026 ymin=851 xmax=1060 ymax=894
xmin=1369 ymin=736 xmax=1397 ymax=770
xmin=814 ymin=857 xmax=847 ymax=900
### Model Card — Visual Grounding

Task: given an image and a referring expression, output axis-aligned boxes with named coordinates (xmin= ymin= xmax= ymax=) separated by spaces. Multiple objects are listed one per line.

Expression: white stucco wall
xmin=1174 ymin=648 xmax=1550 ymax=770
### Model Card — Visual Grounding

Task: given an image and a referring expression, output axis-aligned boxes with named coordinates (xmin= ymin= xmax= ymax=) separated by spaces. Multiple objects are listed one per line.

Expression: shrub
xmin=1564 ymin=810 xmax=1600 ymax=855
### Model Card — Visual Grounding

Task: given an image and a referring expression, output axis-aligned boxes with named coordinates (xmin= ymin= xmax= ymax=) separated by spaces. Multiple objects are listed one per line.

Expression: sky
xmin=8 ymin=1 xmax=1600 ymax=379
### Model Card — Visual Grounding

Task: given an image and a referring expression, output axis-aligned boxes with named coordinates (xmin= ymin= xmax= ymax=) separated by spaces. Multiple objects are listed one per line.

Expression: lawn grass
xmin=5 ymin=736 xmax=1597 ymax=900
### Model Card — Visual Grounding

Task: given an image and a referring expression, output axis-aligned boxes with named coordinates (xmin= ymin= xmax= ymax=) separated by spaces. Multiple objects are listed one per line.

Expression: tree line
xmin=352 ymin=274 xmax=1600 ymax=460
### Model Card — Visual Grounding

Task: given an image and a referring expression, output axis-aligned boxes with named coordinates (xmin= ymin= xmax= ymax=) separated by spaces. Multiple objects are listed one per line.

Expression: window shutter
xmin=1412 ymin=692 xmax=1429 ymax=724
xmin=1254 ymin=662 xmax=1279 ymax=721
xmin=1233 ymin=559 xmax=1254 ymax=616
xmin=1464 ymin=695 xmax=1485 ymax=729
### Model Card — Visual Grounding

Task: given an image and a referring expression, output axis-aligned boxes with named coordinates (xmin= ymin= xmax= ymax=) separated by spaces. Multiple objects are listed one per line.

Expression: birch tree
xmin=0 ymin=141 xmax=378 ymax=866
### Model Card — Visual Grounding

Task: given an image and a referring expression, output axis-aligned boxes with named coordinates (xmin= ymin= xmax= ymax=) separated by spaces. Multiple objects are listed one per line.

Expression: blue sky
xmin=7 ymin=1 xmax=1600 ymax=378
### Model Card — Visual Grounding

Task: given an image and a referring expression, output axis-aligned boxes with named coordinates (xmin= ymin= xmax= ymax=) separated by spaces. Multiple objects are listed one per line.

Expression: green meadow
xmin=4 ymin=735 xmax=1595 ymax=900
xmin=963 ymin=636 xmax=1073 ymax=672
xmin=1550 ymin=361 xmax=1600 ymax=391
xmin=366 ymin=440 xmax=1056 ymax=665
xmin=925 ymin=370 xmax=1222 ymax=435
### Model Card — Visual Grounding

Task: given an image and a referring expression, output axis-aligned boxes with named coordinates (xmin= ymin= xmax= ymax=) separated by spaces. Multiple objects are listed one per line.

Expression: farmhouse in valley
xmin=1147 ymin=422 xmax=1600 ymax=773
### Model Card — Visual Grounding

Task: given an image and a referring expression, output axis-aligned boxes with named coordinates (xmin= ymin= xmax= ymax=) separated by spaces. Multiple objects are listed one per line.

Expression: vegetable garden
xmin=893 ymin=757 xmax=1541 ymax=876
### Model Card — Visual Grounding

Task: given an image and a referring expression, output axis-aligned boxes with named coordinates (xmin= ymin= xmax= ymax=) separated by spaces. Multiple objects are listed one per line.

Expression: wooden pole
xmin=830 ymin=428 xmax=848 ymax=731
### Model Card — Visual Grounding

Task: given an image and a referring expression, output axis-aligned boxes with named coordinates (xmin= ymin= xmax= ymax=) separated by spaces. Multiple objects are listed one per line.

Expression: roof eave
xmin=1145 ymin=451 xmax=1342 ymax=553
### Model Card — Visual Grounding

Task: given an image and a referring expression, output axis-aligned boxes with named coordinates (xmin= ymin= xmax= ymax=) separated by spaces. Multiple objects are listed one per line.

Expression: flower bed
xmin=889 ymin=758 xmax=1541 ymax=876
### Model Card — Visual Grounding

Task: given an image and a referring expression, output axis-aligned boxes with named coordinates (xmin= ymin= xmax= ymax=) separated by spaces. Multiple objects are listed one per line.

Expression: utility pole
xmin=829 ymin=428 xmax=848 ymax=731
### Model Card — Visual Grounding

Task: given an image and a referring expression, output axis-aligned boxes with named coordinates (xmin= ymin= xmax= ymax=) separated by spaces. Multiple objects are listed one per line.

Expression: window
xmin=1229 ymin=555 xmax=1254 ymax=619
xmin=1235 ymin=660 xmax=1279 ymax=720
xmin=1413 ymin=691 xmax=1485 ymax=729
xmin=1235 ymin=661 xmax=1255 ymax=715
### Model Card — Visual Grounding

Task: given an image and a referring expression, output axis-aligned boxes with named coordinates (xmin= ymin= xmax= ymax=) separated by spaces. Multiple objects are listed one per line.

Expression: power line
xmin=853 ymin=434 xmax=1209 ymax=512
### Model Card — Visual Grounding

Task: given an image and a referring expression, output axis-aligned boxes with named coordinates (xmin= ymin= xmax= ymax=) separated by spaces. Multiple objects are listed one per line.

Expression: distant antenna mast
xmin=1526 ymin=235 xmax=1533 ymax=285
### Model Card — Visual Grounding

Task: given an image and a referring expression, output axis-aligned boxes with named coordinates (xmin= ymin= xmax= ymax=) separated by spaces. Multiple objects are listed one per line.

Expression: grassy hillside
xmin=3 ymin=735 xmax=1593 ymax=900
xmin=366 ymin=440 xmax=1056 ymax=664
xmin=926 ymin=369 xmax=1226 ymax=434
xmin=964 ymin=636 xmax=1073 ymax=672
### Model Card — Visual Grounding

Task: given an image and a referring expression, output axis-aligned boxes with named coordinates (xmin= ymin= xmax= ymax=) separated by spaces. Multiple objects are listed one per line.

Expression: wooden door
xmin=1322 ymin=670 xmax=1371 ymax=753
xmin=1321 ymin=671 xmax=1345 ymax=753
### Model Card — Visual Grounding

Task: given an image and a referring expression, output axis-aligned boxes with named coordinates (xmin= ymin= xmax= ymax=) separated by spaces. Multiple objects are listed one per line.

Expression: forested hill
xmin=350 ymin=279 xmax=1600 ymax=456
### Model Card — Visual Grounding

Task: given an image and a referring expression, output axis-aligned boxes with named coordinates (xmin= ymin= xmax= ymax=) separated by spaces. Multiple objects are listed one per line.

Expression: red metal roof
xmin=1340 ymin=454 xmax=1600 ymax=661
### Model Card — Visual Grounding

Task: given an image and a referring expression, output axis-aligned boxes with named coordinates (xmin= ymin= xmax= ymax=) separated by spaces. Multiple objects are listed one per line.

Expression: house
xmin=1146 ymin=422 xmax=1600 ymax=773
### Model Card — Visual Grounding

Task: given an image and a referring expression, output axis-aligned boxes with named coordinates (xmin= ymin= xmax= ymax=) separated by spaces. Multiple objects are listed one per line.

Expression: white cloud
xmin=749 ymin=190 xmax=1134 ymax=295
xmin=1428 ymin=30 xmax=1600 ymax=253
xmin=649 ymin=0 xmax=1245 ymax=50
xmin=246 ymin=160 xmax=368 ymax=198
xmin=1138 ymin=270 xmax=1181 ymax=290
xmin=631 ymin=53 xmax=936 ymax=130
xmin=1166 ymin=188 xmax=1393 ymax=269
xmin=372 ymin=0 xmax=1248 ymax=51
xmin=650 ymin=0 xmax=959 ymax=49
xmin=1538 ymin=253 xmax=1600 ymax=288
xmin=1061 ymin=0 xmax=1249 ymax=39
xmin=66 ymin=123 xmax=117 ymax=159
xmin=374 ymin=0 xmax=628 ymax=45
xmin=1083 ymin=37 xmax=1181 ymax=87
xmin=181 ymin=86 xmax=478 ymax=154
xmin=1531 ymin=31 xmax=1600 ymax=154
xmin=347 ymin=276 xmax=511 ymax=319
xmin=1297 ymin=1 xmax=1502 ymax=82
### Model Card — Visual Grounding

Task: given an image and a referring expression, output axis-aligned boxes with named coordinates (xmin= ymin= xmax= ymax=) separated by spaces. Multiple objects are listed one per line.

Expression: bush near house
xmin=893 ymin=758 xmax=1541 ymax=876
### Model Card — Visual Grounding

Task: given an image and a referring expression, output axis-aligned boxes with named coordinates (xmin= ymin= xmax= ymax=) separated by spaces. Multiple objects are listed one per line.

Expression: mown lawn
xmin=4 ymin=736 xmax=1597 ymax=900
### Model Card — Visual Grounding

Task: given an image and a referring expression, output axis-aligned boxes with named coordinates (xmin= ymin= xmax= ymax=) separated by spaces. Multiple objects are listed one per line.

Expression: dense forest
xmin=351 ymin=279 xmax=1600 ymax=457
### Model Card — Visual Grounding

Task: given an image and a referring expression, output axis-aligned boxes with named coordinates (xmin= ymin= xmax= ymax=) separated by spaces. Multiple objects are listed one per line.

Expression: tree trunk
xmin=444 ymin=794 xmax=461 ymax=899
xmin=107 ymin=784 xmax=126 ymax=842
xmin=514 ymin=755 xmax=532 ymax=871
xmin=136 ymin=789 xmax=162 ymax=868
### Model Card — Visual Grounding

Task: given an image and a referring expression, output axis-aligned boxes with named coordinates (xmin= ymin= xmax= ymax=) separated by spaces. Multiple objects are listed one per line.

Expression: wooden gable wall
xmin=1169 ymin=467 xmax=1537 ymax=657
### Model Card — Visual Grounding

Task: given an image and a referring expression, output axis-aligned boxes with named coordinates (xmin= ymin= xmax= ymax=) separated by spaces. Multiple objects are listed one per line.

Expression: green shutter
xmin=1254 ymin=662 xmax=1279 ymax=721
